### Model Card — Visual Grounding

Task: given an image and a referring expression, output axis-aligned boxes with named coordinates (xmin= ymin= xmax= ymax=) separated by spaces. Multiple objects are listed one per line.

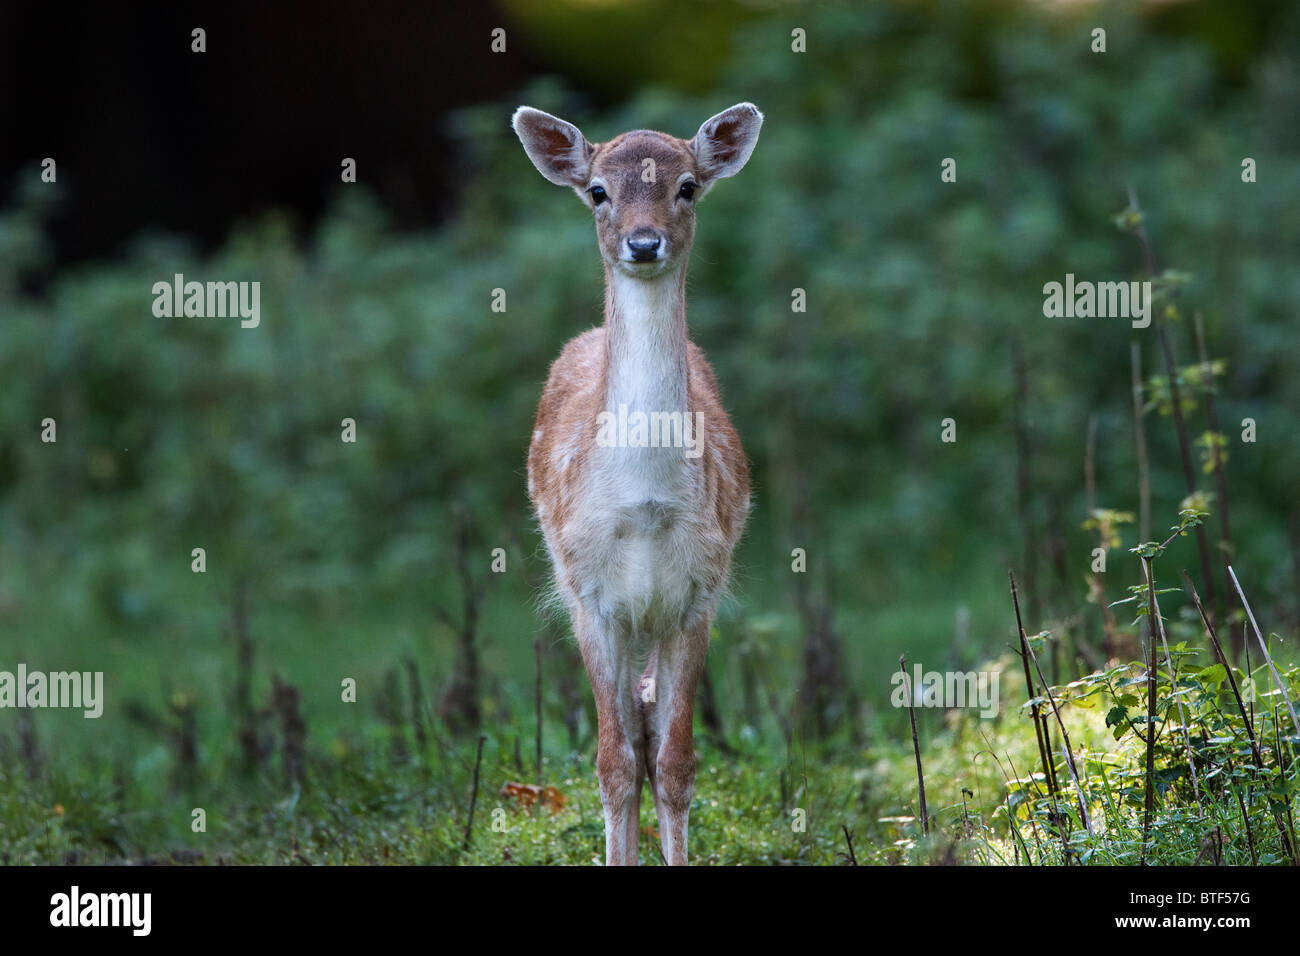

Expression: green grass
xmin=4 ymin=576 xmax=1296 ymax=865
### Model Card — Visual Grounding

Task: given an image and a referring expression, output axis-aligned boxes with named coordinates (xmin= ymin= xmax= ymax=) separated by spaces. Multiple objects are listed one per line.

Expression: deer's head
xmin=512 ymin=103 xmax=763 ymax=279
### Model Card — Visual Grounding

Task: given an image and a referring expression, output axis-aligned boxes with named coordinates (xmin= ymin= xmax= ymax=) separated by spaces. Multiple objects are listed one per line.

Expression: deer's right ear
xmin=512 ymin=107 xmax=593 ymax=188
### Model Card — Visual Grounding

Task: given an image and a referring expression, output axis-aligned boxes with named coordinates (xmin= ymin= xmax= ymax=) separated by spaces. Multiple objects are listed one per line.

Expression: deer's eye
xmin=589 ymin=185 xmax=608 ymax=205
xmin=678 ymin=181 xmax=697 ymax=201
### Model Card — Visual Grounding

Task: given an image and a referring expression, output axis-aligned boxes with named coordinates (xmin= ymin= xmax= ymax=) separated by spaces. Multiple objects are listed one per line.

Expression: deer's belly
xmin=572 ymin=500 xmax=706 ymax=639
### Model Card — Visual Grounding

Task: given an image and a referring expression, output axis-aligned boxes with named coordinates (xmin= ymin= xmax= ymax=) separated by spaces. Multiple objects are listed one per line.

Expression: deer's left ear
xmin=692 ymin=103 xmax=763 ymax=189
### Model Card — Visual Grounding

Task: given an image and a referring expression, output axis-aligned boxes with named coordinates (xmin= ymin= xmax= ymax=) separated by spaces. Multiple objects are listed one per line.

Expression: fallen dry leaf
xmin=498 ymin=781 xmax=568 ymax=814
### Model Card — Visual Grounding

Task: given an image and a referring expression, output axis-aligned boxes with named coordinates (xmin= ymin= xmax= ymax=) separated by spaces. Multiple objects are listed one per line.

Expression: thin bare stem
xmin=1194 ymin=312 xmax=1238 ymax=656
xmin=1012 ymin=343 xmax=1039 ymax=626
xmin=1126 ymin=187 xmax=1217 ymax=616
xmin=1131 ymin=342 xmax=1151 ymax=542
xmin=899 ymin=656 xmax=929 ymax=836
xmin=840 ymin=824 xmax=859 ymax=866
xmin=1140 ymin=557 xmax=1159 ymax=864
xmin=1187 ymin=571 xmax=1298 ymax=864
xmin=1182 ymin=571 xmax=1260 ymax=762
xmin=1023 ymin=630 xmax=1092 ymax=834
xmin=1142 ymin=560 xmax=1201 ymax=804
xmin=1229 ymin=565 xmax=1300 ymax=738
xmin=462 ymin=734 xmax=486 ymax=851
xmin=1010 ymin=571 xmax=1061 ymax=802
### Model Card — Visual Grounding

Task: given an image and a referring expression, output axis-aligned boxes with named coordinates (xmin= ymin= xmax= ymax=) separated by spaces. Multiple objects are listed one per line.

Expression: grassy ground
xmin=4 ymin=579 xmax=1296 ymax=865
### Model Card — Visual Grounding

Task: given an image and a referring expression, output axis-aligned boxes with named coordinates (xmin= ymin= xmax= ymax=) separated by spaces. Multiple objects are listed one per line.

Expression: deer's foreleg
xmin=576 ymin=609 xmax=646 ymax=866
xmin=645 ymin=618 xmax=708 ymax=866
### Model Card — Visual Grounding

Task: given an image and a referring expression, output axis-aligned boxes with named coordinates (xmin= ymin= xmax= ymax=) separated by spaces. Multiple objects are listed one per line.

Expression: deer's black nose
xmin=626 ymin=231 xmax=662 ymax=262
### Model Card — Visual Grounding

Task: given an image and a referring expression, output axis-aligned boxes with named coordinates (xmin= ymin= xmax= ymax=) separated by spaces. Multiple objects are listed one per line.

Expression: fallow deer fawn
xmin=513 ymin=103 xmax=761 ymax=865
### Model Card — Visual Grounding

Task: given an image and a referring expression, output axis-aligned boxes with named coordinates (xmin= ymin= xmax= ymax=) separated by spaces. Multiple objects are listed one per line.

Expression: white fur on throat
xmin=604 ymin=269 xmax=688 ymax=417
xmin=601 ymin=268 xmax=691 ymax=506
xmin=562 ymin=266 xmax=705 ymax=642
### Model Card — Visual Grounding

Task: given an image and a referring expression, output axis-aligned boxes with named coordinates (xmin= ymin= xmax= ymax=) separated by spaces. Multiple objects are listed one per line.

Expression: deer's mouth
xmin=614 ymin=256 xmax=672 ymax=278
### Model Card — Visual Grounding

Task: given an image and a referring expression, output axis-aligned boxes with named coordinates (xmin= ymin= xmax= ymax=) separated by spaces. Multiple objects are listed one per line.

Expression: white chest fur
xmin=576 ymin=269 xmax=707 ymax=636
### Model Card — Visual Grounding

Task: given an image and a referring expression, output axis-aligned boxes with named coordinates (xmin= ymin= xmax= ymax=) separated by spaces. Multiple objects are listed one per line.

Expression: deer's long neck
xmin=602 ymin=265 xmax=689 ymax=418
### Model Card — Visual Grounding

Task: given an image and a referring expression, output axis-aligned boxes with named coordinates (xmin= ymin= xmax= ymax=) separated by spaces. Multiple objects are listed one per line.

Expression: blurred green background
xmin=1 ymin=0 xmax=1298 ymax=861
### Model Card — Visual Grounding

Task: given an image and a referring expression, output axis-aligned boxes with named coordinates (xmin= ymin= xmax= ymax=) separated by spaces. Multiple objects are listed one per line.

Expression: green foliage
xmin=1195 ymin=430 xmax=1229 ymax=474
xmin=1083 ymin=508 xmax=1134 ymax=550
xmin=997 ymin=647 xmax=1300 ymax=864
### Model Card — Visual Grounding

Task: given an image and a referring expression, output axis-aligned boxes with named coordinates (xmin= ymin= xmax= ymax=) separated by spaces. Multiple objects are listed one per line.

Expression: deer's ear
xmin=692 ymin=103 xmax=763 ymax=187
xmin=512 ymin=106 xmax=593 ymax=188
